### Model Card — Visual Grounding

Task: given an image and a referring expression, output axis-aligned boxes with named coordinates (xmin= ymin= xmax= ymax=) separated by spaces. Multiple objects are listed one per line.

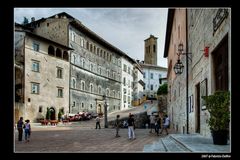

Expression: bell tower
xmin=144 ymin=35 xmax=158 ymax=65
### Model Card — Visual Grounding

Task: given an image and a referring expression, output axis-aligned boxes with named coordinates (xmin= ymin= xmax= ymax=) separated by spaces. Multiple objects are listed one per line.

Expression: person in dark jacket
xmin=17 ymin=117 xmax=24 ymax=141
xmin=127 ymin=114 xmax=136 ymax=140
xmin=115 ymin=115 xmax=121 ymax=137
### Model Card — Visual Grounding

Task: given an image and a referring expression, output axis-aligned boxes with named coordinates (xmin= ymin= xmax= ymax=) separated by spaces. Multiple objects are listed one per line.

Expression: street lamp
xmin=174 ymin=43 xmax=191 ymax=134
xmin=103 ymin=95 xmax=108 ymax=128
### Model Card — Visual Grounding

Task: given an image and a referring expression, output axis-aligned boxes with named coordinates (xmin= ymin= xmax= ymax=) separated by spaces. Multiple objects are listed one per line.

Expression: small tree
xmin=157 ymin=83 xmax=168 ymax=95
xmin=46 ymin=107 xmax=50 ymax=120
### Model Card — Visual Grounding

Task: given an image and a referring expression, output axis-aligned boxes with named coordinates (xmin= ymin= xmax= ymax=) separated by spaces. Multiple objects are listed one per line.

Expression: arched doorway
xmin=49 ymin=107 xmax=56 ymax=120
xmin=98 ymin=104 xmax=102 ymax=114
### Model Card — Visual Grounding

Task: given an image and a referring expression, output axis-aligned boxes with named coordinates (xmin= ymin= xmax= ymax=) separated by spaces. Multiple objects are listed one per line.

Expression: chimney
xmin=31 ymin=17 xmax=35 ymax=22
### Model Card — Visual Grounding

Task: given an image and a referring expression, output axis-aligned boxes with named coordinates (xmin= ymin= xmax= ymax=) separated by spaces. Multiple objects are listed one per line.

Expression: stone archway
xmin=49 ymin=107 xmax=56 ymax=120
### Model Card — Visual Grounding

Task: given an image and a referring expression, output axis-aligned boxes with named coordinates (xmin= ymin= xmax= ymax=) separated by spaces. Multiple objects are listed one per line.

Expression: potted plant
xmin=203 ymin=91 xmax=230 ymax=145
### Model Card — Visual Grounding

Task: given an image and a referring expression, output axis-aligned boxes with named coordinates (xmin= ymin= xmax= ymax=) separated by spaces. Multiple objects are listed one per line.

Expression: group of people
xmin=115 ymin=113 xmax=136 ymax=140
xmin=16 ymin=117 xmax=31 ymax=143
xmin=149 ymin=113 xmax=170 ymax=136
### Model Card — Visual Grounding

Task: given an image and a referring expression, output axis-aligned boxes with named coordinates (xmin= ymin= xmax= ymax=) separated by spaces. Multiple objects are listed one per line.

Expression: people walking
xmin=154 ymin=115 xmax=161 ymax=136
xmin=24 ymin=119 xmax=31 ymax=142
xmin=127 ymin=114 xmax=136 ymax=140
xmin=160 ymin=114 xmax=170 ymax=135
xmin=95 ymin=115 xmax=101 ymax=129
xmin=149 ymin=113 xmax=155 ymax=133
xmin=17 ymin=117 xmax=24 ymax=141
xmin=115 ymin=115 xmax=121 ymax=137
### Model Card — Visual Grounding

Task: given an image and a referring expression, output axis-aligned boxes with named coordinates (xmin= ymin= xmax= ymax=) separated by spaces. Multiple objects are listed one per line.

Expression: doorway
xmin=213 ymin=35 xmax=228 ymax=91
xmin=49 ymin=107 xmax=56 ymax=120
xmin=195 ymin=83 xmax=200 ymax=133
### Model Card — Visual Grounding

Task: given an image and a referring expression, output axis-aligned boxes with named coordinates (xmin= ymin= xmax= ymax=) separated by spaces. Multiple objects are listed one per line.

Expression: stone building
xmin=163 ymin=8 xmax=187 ymax=134
xmin=144 ymin=35 xmax=158 ymax=65
xmin=15 ymin=23 xmax=72 ymax=122
xmin=132 ymin=61 xmax=145 ymax=106
xmin=24 ymin=12 xmax=139 ymax=114
xmin=187 ymin=8 xmax=231 ymax=137
xmin=164 ymin=8 xmax=231 ymax=137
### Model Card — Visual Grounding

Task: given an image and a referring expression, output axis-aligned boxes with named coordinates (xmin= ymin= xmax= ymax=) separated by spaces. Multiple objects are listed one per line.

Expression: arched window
xmin=82 ymin=103 xmax=84 ymax=108
xmin=113 ymin=90 xmax=115 ymax=98
xmin=63 ymin=51 xmax=69 ymax=61
xmin=86 ymin=41 xmax=89 ymax=50
xmin=90 ymin=104 xmax=93 ymax=109
xmin=106 ymin=89 xmax=109 ymax=96
xmin=72 ymin=55 xmax=76 ymax=64
xmin=90 ymin=44 xmax=92 ymax=52
xmin=98 ymin=86 xmax=101 ymax=94
xmin=90 ymin=84 xmax=93 ymax=93
xmin=81 ymin=81 xmax=85 ymax=90
xmin=72 ymin=78 xmax=76 ymax=88
xmin=90 ymin=63 xmax=93 ymax=72
xmin=56 ymin=48 xmax=62 ymax=58
xmin=48 ymin=46 xmax=55 ymax=56
xmin=82 ymin=59 xmax=85 ymax=68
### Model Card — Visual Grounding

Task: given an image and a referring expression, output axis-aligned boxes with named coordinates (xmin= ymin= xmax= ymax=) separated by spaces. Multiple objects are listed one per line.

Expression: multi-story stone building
xmin=24 ymin=12 xmax=140 ymax=114
xmin=164 ymin=8 xmax=231 ymax=137
xmin=132 ymin=61 xmax=145 ymax=106
xmin=15 ymin=23 xmax=72 ymax=122
xmin=164 ymin=8 xmax=187 ymax=134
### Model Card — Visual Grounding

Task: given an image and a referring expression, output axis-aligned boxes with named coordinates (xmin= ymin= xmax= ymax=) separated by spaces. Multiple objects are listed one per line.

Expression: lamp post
xmin=103 ymin=95 xmax=108 ymax=128
xmin=173 ymin=43 xmax=191 ymax=134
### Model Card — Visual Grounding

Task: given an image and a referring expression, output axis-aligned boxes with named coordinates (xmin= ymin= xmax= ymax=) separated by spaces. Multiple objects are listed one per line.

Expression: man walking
xmin=149 ymin=113 xmax=155 ymax=133
xmin=95 ymin=115 xmax=101 ymax=129
xmin=127 ymin=114 xmax=136 ymax=140
xmin=17 ymin=117 xmax=24 ymax=141
xmin=115 ymin=115 xmax=121 ymax=137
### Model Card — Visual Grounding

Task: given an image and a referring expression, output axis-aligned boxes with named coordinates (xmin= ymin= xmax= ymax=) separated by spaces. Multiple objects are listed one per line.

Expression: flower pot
xmin=212 ymin=130 xmax=228 ymax=145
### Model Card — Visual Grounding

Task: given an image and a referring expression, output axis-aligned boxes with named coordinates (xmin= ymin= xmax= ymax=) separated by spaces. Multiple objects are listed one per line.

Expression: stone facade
xmin=187 ymin=8 xmax=231 ymax=137
xmin=132 ymin=62 xmax=144 ymax=106
xmin=25 ymin=12 xmax=141 ymax=115
xmin=163 ymin=8 xmax=187 ymax=134
xmin=164 ymin=8 xmax=231 ymax=137
xmin=144 ymin=35 xmax=158 ymax=65
xmin=15 ymin=27 xmax=71 ymax=122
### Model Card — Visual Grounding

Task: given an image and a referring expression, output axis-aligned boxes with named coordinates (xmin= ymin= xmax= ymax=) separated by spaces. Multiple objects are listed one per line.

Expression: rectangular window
xmin=124 ymin=95 xmax=127 ymax=102
xmin=31 ymin=82 xmax=39 ymax=94
xmin=57 ymin=87 xmax=63 ymax=98
xmin=151 ymin=73 xmax=153 ymax=79
xmin=57 ymin=67 xmax=63 ymax=78
xmin=33 ymin=42 xmax=39 ymax=52
xmin=143 ymin=72 xmax=145 ymax=78
xmin=153 ymin=45 xmax=156 ymax=53
xmin=32 ymin=60 xmax=39 ymax=72
xmin=128 ymin=67 xmax=130 ymax=74
xmin=71 ymin=32 xmax=75 ymax=42
xmin=123 ymin=77 xmax=126 ymax=86
xmin=123 ymin=64 xmax=127 ymax=72
xmin=80 ymin=38 xmax=84 ymax=47
xmin=151 ymin=85 xmax=153 ymax=90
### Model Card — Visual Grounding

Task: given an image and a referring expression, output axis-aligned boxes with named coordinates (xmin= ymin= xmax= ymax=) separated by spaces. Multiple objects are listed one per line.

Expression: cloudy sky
xmin=14 ymin=8 xmax=168 ymax=67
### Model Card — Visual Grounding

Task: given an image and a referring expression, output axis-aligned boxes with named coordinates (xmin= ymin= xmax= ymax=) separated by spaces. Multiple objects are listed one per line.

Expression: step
xmin=161 ymin=136 xmax=191 ymax=152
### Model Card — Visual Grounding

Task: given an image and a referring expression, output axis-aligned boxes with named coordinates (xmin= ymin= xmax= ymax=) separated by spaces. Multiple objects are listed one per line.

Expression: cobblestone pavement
xmin=14 ymin=120 xmax=173 ymax=153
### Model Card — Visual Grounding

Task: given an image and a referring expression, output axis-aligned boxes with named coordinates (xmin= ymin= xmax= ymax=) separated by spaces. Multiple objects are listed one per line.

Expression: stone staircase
xmin=143 ymin=135 xmax=192 ymax=152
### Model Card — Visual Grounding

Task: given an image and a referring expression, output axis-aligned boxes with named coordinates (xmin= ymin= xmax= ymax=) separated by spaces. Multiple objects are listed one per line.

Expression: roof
xmin=25 ymin=12 xmax=136 ymax=63
xmin=144 ymin=34 xmax=158 ymax=41
xmin=15 ymin=25 xmax=73 ymax=50
xmin=163 ymin=9 xmax=175 ymax=58
xmin=140 ymin=63 xmax=167 ymax=71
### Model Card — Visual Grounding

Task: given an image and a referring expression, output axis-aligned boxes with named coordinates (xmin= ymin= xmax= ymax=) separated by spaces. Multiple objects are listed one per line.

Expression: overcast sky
xmin=14 ymin=8 xmax=168 ymax=67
